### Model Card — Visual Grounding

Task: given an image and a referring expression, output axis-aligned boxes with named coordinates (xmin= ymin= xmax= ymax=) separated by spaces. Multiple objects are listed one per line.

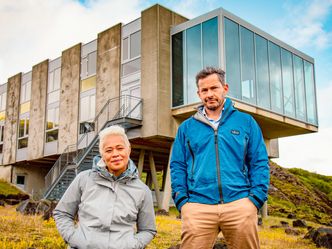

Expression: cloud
xmin=273 ymin=0 xmax=332 ymax=50
xmin=0 ymin=0 xmax=142 ymax=83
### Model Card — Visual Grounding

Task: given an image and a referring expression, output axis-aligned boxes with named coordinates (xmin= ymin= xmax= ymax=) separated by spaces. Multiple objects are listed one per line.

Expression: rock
xmin=42 ymin=201 xmax=57 ymax=220
xmin=287 ymin=213 xmax=296 ymax=219
xmin=16 ymin=199 xmax=38 ymax=215
xmin=304 ymin=227 xmax=332 ymax=248
xmin=293 ymin=219 xmax=307 ymax=228
xmin=285 ymin=227 xmax=300 ymax=236
xmin=5 ymin=199 xmax=20 ymax=205
xmin=280 ymin=221 xmax=289 ymax=227
xmin=270 ymin=225 xmax=282 ymax=229
xmin=279 ymin=208 xmax=287 ymax=213
xmin=0 ymin=200 xmax=5 ymax=206
xmin=155 ymin=209 xmax=169 ymax=216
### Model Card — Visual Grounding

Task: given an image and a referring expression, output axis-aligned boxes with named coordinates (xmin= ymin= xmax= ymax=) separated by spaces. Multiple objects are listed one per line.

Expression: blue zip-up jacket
xmin=170 ymin=98 xmax=270 ymax=211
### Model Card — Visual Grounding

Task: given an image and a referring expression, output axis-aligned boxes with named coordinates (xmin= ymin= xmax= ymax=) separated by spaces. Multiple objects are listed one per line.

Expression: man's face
xmin=197 ymin=73 xmax=229 ymax=111
xmin=101 ymin=135 xmax=131 ymax=176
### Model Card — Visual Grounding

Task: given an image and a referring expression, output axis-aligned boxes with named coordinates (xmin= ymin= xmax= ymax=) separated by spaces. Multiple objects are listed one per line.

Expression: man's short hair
xmin=99 ymin=125 xmax=130 ymax=155
xmin=195 ymin=67 xmax=226 ymax=87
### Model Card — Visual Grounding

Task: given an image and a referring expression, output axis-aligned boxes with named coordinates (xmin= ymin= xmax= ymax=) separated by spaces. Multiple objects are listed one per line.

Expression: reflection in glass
xmin=122 ymin=58 xmax=141 ymax=76
xmin=269 ymin=42 xmax=283 ymax=113
xmin=172 ymin=32 xmax=184 ymax=107
xmin=46 ymin=130 xmax=58 ymax=143
xmin=202 ymin=17 xmax=218 ymax=68
xmin=224 ymin=18 xmax=241 ymax=99
xmin=187 ymin=24 xmax=201 ymax=103
xmin=304 ymin=61 xmax=317 ymax=124
xmin=255 ymin=34 xmax=270 ymax=109
xmin=293 ymin=55 xmax=306 ymax=121
xmin=123 ymin=37 xmax=129 ymax=61
xmin=130 ymin=31 xmax=141 ymax=58
xmin=240 ymin=26 xmax=255 ymax=104
xmin=281 ymin=49 xmax=295 ymax=117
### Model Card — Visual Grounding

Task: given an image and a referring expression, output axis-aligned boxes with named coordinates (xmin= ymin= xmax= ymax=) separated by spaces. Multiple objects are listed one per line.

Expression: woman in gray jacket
xmin=53 ymin=125 xmax=156 ymax=249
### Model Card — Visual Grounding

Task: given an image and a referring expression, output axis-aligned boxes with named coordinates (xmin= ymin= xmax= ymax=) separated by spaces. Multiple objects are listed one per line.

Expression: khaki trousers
xmin=180 ymin=198 xmax=259 ymax=249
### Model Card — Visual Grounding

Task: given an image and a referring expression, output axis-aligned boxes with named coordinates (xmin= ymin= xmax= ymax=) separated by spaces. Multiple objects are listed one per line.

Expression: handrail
xmin=44 ymin=95 xmax=142 ymax=194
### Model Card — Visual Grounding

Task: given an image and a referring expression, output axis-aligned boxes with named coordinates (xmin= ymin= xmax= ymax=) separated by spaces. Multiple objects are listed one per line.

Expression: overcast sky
xmin=1 ymin=0 xmax=331 ymax=175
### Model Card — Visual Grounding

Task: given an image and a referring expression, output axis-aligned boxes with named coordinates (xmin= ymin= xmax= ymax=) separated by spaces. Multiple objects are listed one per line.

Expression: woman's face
xmin=101 ymin=135 xmax=131 ymax=176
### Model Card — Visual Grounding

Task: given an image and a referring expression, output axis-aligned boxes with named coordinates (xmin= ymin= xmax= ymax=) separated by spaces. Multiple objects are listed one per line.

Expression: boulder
xmin=155 ymin=209 xmax=169 ymax=216
xmin=285 ymin=227 xmax=300 ymax=236
xmin=0 ymin=200 xmax=5 ymax=206
xmin=287 ymin=213 xmax=296 ymax=219
xmin=305 ymin=227 xmax=332 ymax=248
xmin=293 ymin=219 xmax=307 ymax=228
xmin=16 ymin=199 xmax=38 ymax=215
xmin=5 ymin=199 xmax=20 ymax=205
xmin=280 ymin=221 xmax=289 ymax=227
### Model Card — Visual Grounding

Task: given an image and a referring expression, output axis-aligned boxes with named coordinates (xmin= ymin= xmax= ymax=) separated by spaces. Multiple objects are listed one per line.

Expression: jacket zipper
xmin=187 ymin=140 xmax=195 ymax=178
xmin=214 ymin=130 xmax=223 ymax=203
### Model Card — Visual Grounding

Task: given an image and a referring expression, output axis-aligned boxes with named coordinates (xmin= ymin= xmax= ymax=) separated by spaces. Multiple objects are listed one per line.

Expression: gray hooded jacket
xmin=53 ymin=157 xmax=156 ymax=249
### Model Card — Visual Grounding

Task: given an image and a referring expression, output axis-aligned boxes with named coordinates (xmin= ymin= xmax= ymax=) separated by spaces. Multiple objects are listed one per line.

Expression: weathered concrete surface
xmin=3 ymin=73 xmax=21 ymax=164
xmin=96 ymin=23 xmax=121 ymax=131
xmin=58 ymin=44 xmax=81 ymax=153
xmin=141 ymin=5 xmax=187 ymax=138
xmin=28 ymin=60 xmax=48 ymax=159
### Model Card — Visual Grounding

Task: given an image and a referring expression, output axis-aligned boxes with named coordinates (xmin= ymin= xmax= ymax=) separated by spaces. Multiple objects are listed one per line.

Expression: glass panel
xmin=20 ymin=84 xmax=26 ymax=104
xmin=81 ymin=76 xmax=96 ymax=92
xmin=293 ymin=55 xmax=306 ymax=121
xmin=0 ymin=144 xmax=3 ymax=153
xmin=90 ymin=95 xmax=96 ymax=120
xmin=0 ymin=93 xmax=5 ymax=111
xmin=202 ymin=17 xmax=218 ymax=68
xmin=123 ymin=37 xmax=129 ymax=61
xmin=26 ymin=81 xmax=31 ymax=101
xmin=55 ymin=107 xmax=59 ymax=127
xmin=19 ymin=119 xmax=25 ymax=137
xmin=269 ymin=42 xmax=283 ymax=113
xmin=54 ymin=68 xmax=61 ymax=90
xmin=172 ymin=32 xmax=184 ymax=107
xmin=0 ymin=111 xmax=5 ymax=122
xmin=81 ymin=57 xmax=88 ymax=78
xmin=46 ymin=109 xmax=54 ymax=130
xmin=47 ymin=90 xmax=60 ymax=105
xmin=0 ymin=125 xmax=4 ymax=142
xmin=224 ymin=18 xmax=241 ymax=99
xmin=281 ymin=49 xmax=295 ymax=117
xmin=88 ymin=51 xmax=97 ymax=76
xmin=122 ymin=58 xmax=141 ymax=76
xmin=186 ymin=24 xmax=201 ymax=104
xmin=240 ymin=26 xmax=255 ymax=104
xmin=130 ymin=31 xmax=141 ymax=58
xmin=46 ymin=129 xmax=58 ymax=142
xmin=48 ymin=71 xmax=54 ymax=93
xmin=79 ymin=122 xmax=95 ymax=134
xmin=80 ymin=95 xmax=89 ymax=121
xmin=255 ymin=34 xmax=270 ymax=109
xmin=304 ymin=61 xmax=317 ymax=124
xmin=26 ymin=118 xmax=29 ymax=135
xmin=18 ymin=138 xmax=28 ymax=149
xmin=16 ymin=175 xmax=25 ymax=185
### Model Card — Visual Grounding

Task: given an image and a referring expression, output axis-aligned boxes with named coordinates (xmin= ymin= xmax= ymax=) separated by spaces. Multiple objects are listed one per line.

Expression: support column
xmin=149 ymin=151 xmax=161 ymax=209
xmin=161 ymin=143 xmax=173 ymax=211
xmin=137 ymin=149 xmax=145 ymax=177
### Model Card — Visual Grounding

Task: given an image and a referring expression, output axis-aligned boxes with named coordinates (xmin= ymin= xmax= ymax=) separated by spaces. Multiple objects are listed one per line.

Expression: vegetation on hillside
xmin=0 ymin=179 xmax=22 ymax=196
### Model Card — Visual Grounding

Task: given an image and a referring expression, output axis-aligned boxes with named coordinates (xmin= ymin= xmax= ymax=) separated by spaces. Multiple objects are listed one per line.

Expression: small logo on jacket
xmin=231 ymin=130 xmax=240 ymax=135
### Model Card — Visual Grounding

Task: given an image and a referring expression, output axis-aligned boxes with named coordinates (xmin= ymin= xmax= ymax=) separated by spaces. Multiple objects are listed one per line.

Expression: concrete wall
xmin=0 ymin=165 xmax=12 ymax=181
xmin=141 ymin=5 xmax=187 ymax=138
xmin=28 ymin=60 xmax=48 ymax=159
xmin=96 ymin=24 xmax=121 ymax=130
xmin=265 ymin=138 xmax=279 ymax=158
xmin=3 ymin=74 xmax=21 ymax=165
xmin=13 ymin=164 xmax=49 ymax=198
xmin=58 ymin=44 xmax=81 ymax=153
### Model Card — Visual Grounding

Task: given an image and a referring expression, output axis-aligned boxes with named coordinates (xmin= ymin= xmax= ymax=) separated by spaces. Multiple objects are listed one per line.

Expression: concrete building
xmin=0 ymin=5 xmax=318 ymax=209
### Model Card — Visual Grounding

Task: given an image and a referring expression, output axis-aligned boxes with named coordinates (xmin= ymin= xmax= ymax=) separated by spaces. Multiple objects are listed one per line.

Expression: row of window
xmin=171 ymin=15 xmax=317 ymax=125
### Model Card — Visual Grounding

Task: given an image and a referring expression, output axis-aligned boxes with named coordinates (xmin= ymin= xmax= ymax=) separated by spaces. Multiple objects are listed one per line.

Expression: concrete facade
xmin=58 ymin=44 xmax=81 ymax=153
xmin=96 ymin=24 xmax=121 ymax=129
xmin=3 ymin=73 xmax=21 ymax=165
xmin=28 ymin=60 xmax=48 ymax=160
xmin=141 ymin=5 xmax=187 ymax=138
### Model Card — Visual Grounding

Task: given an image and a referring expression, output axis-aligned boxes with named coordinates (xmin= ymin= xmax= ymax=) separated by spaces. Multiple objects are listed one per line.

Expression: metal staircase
xmin=43 ymin=95 xmax=143 ymax=200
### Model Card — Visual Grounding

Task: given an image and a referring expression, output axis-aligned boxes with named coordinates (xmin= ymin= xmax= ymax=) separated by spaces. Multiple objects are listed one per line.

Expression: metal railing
xmin=44 ymin=95 xmax=142 ymax=192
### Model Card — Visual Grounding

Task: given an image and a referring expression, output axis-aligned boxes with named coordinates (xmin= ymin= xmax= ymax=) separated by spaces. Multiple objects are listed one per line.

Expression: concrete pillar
xmin=161 ymin=143 xmax=173 ymax=211
xmin=96 ymin=23 xmax=121 ymax=131
xmin=3 ymin=73 xmax=21 ymax=165
xmin=141 ymin=5 xmax=187 ymax=138
xmin=149 ymin=151 xmax=162 ymax=209
xmin=58 ymin=44 xmax=81 ymax=153
xmin=264 ymin=138 xmax=279 ymax=158
xmin=28 ymin=60 xmax=48 ymax=160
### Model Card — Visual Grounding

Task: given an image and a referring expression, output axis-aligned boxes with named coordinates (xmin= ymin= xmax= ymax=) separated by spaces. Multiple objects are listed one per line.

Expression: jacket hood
xmin=194 ymin=97 xmax=236 ymax=128
xmin=92 ymin=155 xmax=138 ymax=182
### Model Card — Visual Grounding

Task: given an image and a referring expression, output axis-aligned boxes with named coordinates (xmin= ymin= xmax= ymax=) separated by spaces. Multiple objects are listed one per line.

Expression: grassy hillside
xmin=268 ymin=161 xmax=332 ymax=224
xmin=0 ymin=179 xmax=22 ymax=196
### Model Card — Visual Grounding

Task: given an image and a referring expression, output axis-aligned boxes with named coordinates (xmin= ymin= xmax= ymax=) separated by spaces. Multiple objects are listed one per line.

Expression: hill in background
xmin=268 ymin=161 xmax=332 ymax=224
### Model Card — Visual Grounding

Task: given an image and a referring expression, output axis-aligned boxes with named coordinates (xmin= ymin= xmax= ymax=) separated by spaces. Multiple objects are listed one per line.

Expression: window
xmin=0 ymin=124 xmax=4 ymax=153
xmin=16 ymin=175 xmax=25 ymax=185
xmin=18 ymin=115 xmax=29 ymax=149
xmin=0 ymin=92 xmax=6 ymax=111
xmin=269 ymin=42 xmax=283 ymax=113
xmin=172 ymin=32 xmax=184 ymax=107
xmin=81 ymin=51 xmax=97 ymax=79
xmin=46 ymin=107 xmax=59 ymax=143
xmin=20 ymin=81 xmax=31 ymax=104
xmin=224 ymin=18 xmax=241 ymax=100
xmin=122 ymin=31 xmax=141 ymax=76
xmin=281 ymin=49 xmax=295 ymax=117
xmin=293 ymin=55 xmax=306 ymax=121
xmin=255 ymin=34 xmax=270 ymax=109
xmin=304 ymin=61 xmax=317 ymax=124
xmin=79 ymin=93 xmax=95 ymax=134
xmin=202 ymin=17 xmax=218 ymax=68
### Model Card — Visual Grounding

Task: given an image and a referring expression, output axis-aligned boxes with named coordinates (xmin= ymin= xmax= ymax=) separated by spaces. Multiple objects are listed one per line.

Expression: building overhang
xmin=172 ymin=99 xmax=318 ymax=140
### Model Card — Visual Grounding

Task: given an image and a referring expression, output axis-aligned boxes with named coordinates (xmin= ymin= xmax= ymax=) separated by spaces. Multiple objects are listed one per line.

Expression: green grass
xmin=0 ymin=179 xmax=22 ymax=196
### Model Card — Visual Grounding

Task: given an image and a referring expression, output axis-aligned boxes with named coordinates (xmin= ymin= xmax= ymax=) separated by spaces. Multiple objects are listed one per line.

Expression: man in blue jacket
xmin=170 ymin=67 xmax=270 ymax=249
